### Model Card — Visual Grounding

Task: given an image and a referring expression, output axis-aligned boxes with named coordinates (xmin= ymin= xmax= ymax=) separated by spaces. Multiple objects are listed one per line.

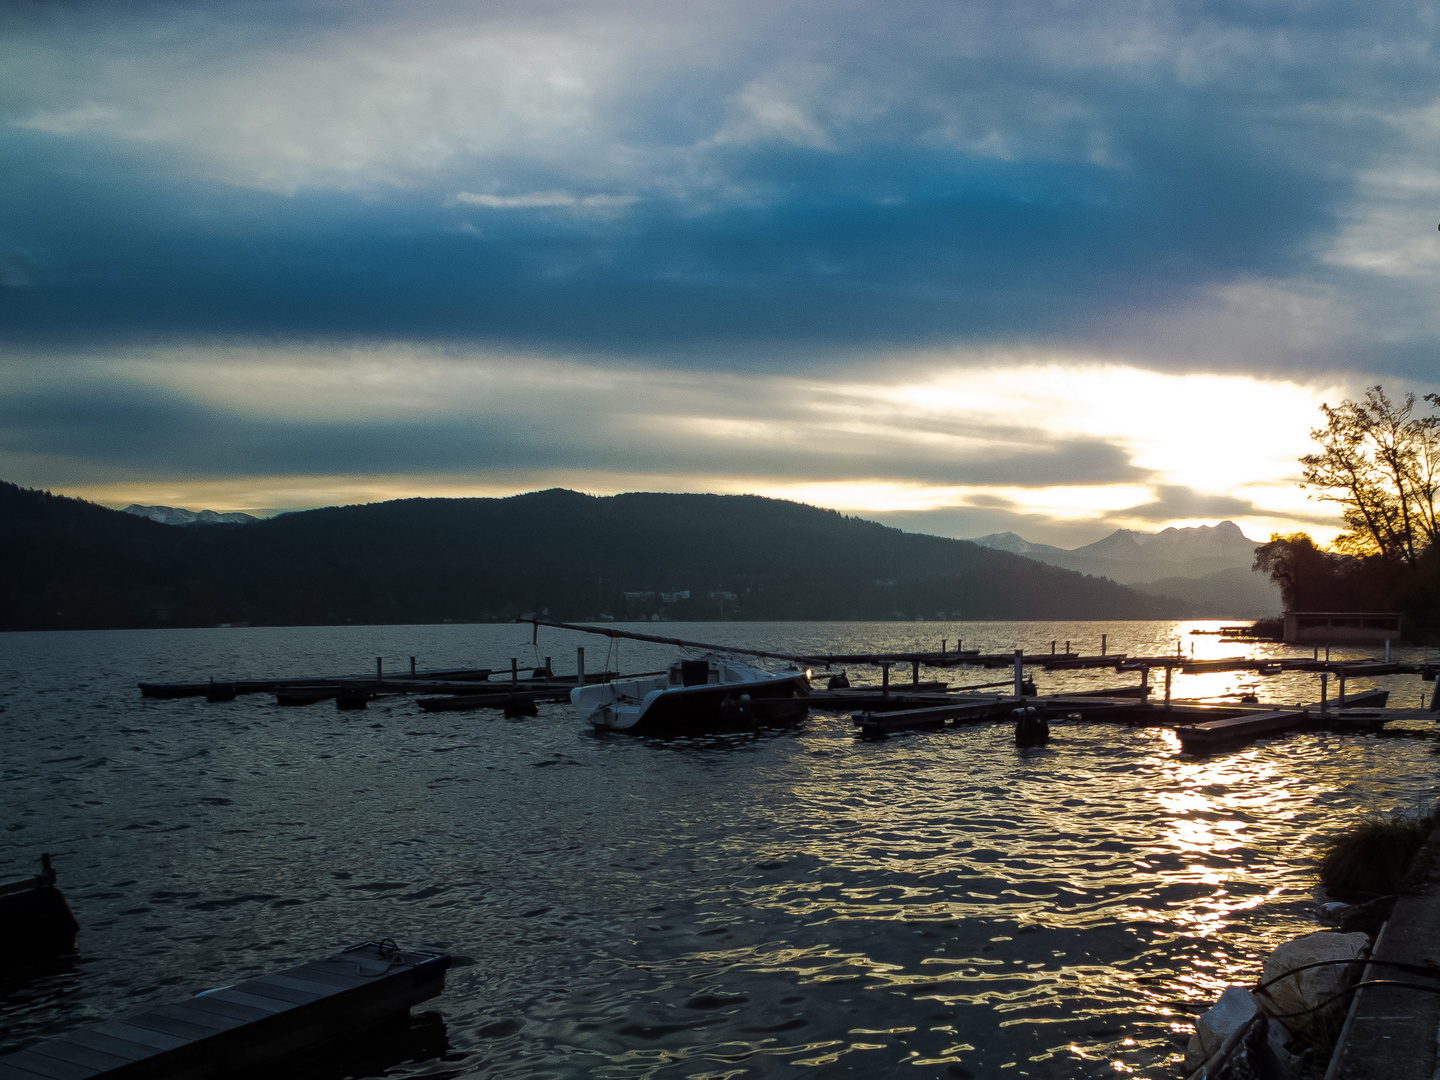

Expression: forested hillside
xmin=1 ymin=483 xmax=1186 ymax=629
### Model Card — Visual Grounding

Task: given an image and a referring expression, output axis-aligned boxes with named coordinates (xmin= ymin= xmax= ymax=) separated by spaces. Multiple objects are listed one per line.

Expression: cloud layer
xmin=4 ymin=1 xmax=1439 ymax=538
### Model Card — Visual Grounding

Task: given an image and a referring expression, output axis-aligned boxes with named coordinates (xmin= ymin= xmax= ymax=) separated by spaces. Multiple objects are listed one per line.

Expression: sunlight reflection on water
xmin=1 ymin=621 xmax=1436 ymax=1079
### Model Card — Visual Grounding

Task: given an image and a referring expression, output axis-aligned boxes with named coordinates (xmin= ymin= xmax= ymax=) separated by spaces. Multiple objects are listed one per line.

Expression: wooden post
xmin=1138 ymin=665 xmax=1149 ymax=702
xmin=511 ymin=657 xmax=518 ymax=685
xmin=1065 ymin=640 xmax=1070 ymax=655
xmin=1320 ymin=672 xmax=1329 ymax=717
xmin=881 ymin=662 xmax=891 ymax=698
xmin=1385 ymin=640 xmax=1391 ymax=663
xmin=545 ymin=656 xmax=552 ymax=677
xmin=1013 ymin=649 xmax=1024 ymax=699
xmin=911 ymin=659 xmax=920 ymax=687
xmin=1101 ymin=634 xmax=1107 ymax=656
xmin=941 ymin=639 xmax=946 ymax=654
xmin=577 ymin=647 xmax=586 ymax=687
xmin=1051 ymin=640 xmax=1056 ymax=655
xmin=1432 ymin=674 xmax=1439 ymax=711
xmin=1164 ymin=664 xmax=1172 ymax=708
xmin=410 ymin=656 xmax=416 ymax=676
xmin=1338 ymin=668 xmax=1346 ymax=707
xmin=376 ymin=657 xmax=382 ymax=683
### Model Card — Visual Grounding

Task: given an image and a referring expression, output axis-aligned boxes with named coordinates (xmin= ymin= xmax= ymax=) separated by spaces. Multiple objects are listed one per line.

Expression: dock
xmin=135 ymin=620 xmax=1439 ymax=749
xmin=0 ymin=940 xmax=448 ymax=1080
xmin=140 ymin=658 xmax=626 ymax=711
xmin=1174 ymin=690 xmax=1392 ymax=751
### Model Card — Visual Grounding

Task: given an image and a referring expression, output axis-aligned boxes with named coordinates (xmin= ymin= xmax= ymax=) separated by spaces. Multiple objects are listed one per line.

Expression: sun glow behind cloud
xmin=6 ymin=343 xmax=1364 ymax=544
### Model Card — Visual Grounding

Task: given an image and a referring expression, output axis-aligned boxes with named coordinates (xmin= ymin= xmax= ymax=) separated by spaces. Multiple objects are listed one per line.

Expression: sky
xmin=4 ymin=0 xmax=1440 ymax=547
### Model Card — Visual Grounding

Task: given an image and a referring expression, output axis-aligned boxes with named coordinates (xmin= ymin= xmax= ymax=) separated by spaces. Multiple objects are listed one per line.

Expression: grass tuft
xmin=1318 ymin=809 xmax=1434 ymax=896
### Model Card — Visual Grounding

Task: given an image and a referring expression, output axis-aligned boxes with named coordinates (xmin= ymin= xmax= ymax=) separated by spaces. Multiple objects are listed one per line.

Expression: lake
xmin=2 ymin=620 xmax=1436 ymax=1079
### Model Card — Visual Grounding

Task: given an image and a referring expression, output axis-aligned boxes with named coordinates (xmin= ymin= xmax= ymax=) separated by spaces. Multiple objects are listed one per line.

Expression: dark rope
xmin=1252 ymin=956 xmax=1440 ymax=994
xmin=1258 ymin=979 xmax=1440 ymax=1020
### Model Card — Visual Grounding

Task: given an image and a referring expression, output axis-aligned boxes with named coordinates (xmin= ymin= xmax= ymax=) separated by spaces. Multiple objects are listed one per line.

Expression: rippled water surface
xmin=3 ymin=621 xmax=1438 ymax=1079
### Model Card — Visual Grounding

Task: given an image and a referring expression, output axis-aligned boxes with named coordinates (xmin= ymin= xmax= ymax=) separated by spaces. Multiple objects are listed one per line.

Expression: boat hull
xmin=573 ymin=670 xmax=810 ymax=735
xmin=628 ymin=675 xmax=810 ymax=735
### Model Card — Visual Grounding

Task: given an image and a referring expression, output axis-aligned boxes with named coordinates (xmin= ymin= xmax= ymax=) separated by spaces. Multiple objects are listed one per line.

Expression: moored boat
xmin=571 ymin=654 xmax=809 ymax=734
xmin=0 ymin=853 xmax=79 ymax=959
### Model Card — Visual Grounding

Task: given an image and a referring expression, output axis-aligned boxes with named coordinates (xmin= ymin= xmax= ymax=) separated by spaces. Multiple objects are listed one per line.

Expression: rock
xmin=1259 ymin=931 xmax=1369 ymax=1037
xmin=1186 ymin=987 xmax=1258 ymax=1069
xmin=1186 ymin=988 xmax=1302 ymax=1078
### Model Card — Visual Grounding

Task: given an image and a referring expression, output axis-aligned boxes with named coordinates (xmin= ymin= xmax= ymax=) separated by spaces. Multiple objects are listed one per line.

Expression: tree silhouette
xmin=1301 ymin=386 xmax=1440 ymax=563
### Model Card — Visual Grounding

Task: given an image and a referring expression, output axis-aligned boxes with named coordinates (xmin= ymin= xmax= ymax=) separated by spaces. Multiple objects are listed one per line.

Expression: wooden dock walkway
xmin=0 ymin=940 xmax=448 ymax=1080
xmin=1172 ymin=689 xmax=1391 ymax=750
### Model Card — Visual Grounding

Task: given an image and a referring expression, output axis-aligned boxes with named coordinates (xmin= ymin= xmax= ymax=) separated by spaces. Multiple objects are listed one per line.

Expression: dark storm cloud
xmin=1 ymin=1 xmax=1432 ymax=370
xmin=0 ymin=134 xmax=1327 ymax=361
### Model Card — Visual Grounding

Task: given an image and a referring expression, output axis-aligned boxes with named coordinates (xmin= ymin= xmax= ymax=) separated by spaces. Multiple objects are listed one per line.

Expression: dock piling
xmin=1051 ymin=640 xmax=1056 ymax=655
xmin=881 ymin=662 xmax=891 ymax=699
xmin=1164 ymin=665 xmax=1172 ymax=707
xmin=1101 ymin=634 xmax=1107 ymax=657
xmin=511 ymin=657 xmax=518 ymax=685
xmin=1321 ymin=672 xmax=1329 ymax=717
xmin=912 ymin=659 xmax=920 ymax=687
xmin=376 ymin=657 xmax=382 ymax=683
xmin=1013 ymin=649 xmax=1024 ymax=698
xmin=411 ymin=656 xmax=416 ymax=676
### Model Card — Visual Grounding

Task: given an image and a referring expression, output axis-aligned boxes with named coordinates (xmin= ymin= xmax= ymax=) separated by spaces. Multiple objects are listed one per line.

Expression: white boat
xmin=570 ymin=654 xmax=810 ymax=734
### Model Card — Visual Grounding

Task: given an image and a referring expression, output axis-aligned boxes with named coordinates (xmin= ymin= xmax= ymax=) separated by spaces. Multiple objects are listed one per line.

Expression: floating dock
xmin=0 ymin=940 xmax=448 ymax=1080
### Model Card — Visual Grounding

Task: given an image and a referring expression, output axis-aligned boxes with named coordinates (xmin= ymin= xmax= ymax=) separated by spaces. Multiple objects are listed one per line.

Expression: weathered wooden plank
xmin=292 ymin=961 xmax=372 ymax=988
xmin=256 ymin=972 xmax=355 ymax=1000
xmin=88 ymin=1022 xmax=188 ymax=1054
xmin=122 ymin=1010 xmax=228 ymax=1042
xmin=59 ymin=1029 xmax=158 ymax=1064
xmin=0 ymin=1055 xmax=65 ymax=1080
xmin=203 ymin=987 xmax=295 ymax=1015
xmin=177 ymin=994 xmax=274 ymax=1025
xmin=0 ymin=1050 xmax=97 ymax=1080
xmin=20 ymin=1040 xmax=130 ymax=1075
xmin=0 ymin=1059 xmax=77 ymax=1080
xmin=147 ymin=1002 xmax=248 ymax=1034
xmin=234 ymin=976 xmax=327 ymax=1005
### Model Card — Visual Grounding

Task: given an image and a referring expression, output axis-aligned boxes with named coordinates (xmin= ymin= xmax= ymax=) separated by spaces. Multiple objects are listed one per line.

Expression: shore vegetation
xmin=1318 ymin=809 xmax=1433 ymax=896
xmin=1255 ymin=386 xmax=1440 ymax=640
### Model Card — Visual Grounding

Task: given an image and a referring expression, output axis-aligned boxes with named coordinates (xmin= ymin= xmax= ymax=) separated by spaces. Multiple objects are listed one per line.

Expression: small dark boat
xmin=0 ymin=854 xmax=79 ymax=960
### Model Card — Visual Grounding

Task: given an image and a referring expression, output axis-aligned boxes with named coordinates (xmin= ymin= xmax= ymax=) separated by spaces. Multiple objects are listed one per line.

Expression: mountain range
xmin=967 ymin=521 xmax=1280 ymax=617
xmin=122 ymin=504 xmax=259 ymax=526
xmin=2 ymin=482 xmax=1189 ymax=630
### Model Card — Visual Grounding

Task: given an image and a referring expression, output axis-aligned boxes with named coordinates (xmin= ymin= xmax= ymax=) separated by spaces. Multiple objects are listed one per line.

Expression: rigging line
xmin=1253 ymin=956 xmax=1440 ymax=993
xmin=518 ymin=618 xmax=835 ymax=664
xmin=1258 ymin=979 xmax=1440 ymax=1019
